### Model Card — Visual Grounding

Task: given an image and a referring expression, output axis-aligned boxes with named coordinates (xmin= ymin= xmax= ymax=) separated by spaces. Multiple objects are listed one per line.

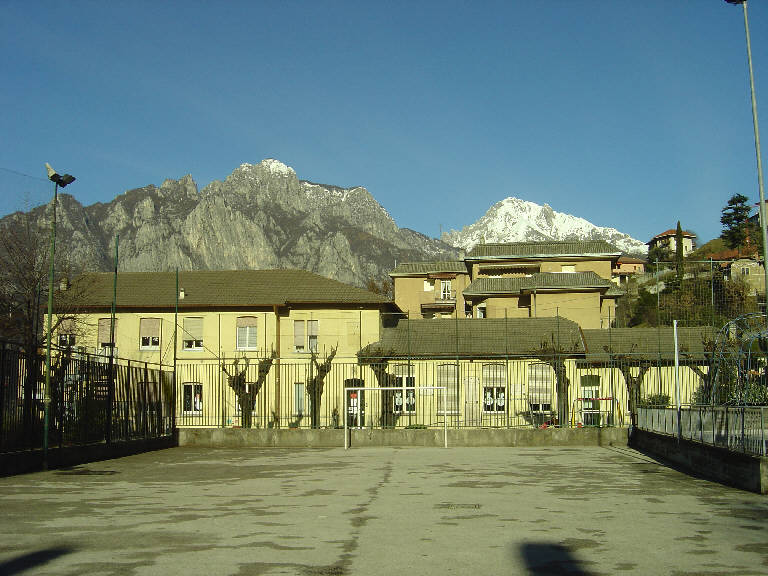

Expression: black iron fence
xmin=0 ymin=341 xmax=174 ymax=454
xmin=175 ymin=352 xmax=724 ymax=430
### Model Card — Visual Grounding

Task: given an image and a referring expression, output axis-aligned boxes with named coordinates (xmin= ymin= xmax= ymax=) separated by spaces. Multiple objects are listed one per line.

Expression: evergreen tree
xmin=721 ymin=194 xmax=752 ymax=254
xmin=675 ymin=221 xmax=684 ymax=284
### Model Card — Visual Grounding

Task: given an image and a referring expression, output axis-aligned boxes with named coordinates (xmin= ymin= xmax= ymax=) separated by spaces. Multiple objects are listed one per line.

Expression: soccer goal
xmin=343 ymin=386 xmax=448 ymax=449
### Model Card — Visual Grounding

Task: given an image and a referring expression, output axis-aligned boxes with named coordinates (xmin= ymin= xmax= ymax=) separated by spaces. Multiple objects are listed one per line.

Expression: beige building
xmin=612 ymin=256 xmax=645 ymax=286
xmin=730 ymin=258 xmax=766 ymax=296
xmin=358 ymin=318 xmax=710 ymax=429
xmin=389 ymin=261 xmax=471 ymax=318
xmin=391 ymin=241 xmax=623 ymax=328
xmin=56 ymin=269 xmax=395 ymax=428
xmin=648 ymin=228 xmax=696 ymax=256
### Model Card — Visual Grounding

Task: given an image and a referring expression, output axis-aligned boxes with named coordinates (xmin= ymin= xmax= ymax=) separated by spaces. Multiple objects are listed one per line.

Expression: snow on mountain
xmin=442 ymin=197 xmax=647 ymax=254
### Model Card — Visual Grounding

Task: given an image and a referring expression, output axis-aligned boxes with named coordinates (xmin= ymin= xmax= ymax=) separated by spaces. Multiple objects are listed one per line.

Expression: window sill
xmin=140 ymin=346 xmax=160 ymax=351
xmin=182 ymin=348 xmax=205 ymax=352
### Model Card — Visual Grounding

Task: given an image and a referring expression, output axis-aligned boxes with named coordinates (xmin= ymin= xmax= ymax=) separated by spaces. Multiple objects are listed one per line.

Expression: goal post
xmin=343 ymin=386 xmax=448 ymax=449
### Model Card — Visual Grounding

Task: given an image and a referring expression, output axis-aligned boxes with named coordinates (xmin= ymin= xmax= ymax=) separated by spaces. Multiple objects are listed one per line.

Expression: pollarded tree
xmin=222 ymin=351 xmax=277 ymax=428
xmin=306 ymin=345 xmax=338 ymax=428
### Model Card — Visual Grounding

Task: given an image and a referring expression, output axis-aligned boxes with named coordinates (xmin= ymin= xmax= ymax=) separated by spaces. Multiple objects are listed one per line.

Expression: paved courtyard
xmin=0 ymin=446 xmax=767 ymax=575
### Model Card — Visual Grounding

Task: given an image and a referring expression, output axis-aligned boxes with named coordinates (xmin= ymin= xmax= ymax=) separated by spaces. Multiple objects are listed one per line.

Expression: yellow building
xmin=56 ymin=269 xmax=395 ymax=428
xmin=391 ymin=241 xmax=623 ymax=328
xmin=389 ymin=261 xmax=471 ymax=318
xmin=357 ymin=319 xmax=712 ymax=429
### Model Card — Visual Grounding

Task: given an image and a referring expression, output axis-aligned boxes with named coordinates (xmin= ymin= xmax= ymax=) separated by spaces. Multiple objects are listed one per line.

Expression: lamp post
xmin=725 ymin=0 xmax=768 ymax=315
xmin=43 ymin=163 xmax=75 ymax=469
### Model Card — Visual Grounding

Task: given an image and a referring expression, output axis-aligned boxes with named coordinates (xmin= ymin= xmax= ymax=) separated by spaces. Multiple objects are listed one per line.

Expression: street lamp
xmin=725 ymin=0 xmax=768 ymax=314
xmin=43 ymin=163 xmax=75 ymax=469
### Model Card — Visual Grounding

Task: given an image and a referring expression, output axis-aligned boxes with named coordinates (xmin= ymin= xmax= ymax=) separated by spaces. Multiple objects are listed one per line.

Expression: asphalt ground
xmin=0 ymin=446 xmax=767 ymax=576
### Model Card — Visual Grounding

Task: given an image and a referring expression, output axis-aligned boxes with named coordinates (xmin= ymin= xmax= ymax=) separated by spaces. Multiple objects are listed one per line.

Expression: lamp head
xmin=45 ymin=163 xmax=76 ymax=188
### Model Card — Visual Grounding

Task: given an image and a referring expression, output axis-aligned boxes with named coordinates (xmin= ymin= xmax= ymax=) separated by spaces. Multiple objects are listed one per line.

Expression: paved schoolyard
xmin=0 ymin=446 xmax=767 ymax=576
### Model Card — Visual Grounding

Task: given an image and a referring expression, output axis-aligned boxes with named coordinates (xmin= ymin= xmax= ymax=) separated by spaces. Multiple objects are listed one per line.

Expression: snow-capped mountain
xmin=442 ymin=197 xmax=647 ymax=254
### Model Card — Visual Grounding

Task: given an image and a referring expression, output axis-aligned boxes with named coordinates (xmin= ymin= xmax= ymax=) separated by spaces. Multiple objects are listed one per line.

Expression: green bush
xmin=638 ymin=393 xmax=671 ymax=408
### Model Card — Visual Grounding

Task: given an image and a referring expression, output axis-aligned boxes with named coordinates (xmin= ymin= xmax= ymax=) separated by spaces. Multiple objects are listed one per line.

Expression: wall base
xmin=178 ymin=427 xmax=629 ymax=448
xmin=630 ymin=428 xmax=768 ymax=494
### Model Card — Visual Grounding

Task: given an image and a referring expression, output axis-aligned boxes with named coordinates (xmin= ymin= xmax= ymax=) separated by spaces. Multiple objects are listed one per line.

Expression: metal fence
xmin=613 ymin=260 xmax=762 ymax=329
xmin=174 ymin=352 xmax=717 ymax=430
xmin=637 ymin=405 xmax=767 ymax=456
xmin=0 ymin=341 xmax=174 ymax=454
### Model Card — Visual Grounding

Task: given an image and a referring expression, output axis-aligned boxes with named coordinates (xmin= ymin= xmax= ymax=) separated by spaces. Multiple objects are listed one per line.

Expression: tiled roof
xmin=466 ymin=241 xmax=620 ymax=259
xmin=359 ymin=317 xmax=584 ymax=359
xmin=66 ymin=269 xmax=391 ymax=309
xmin=390 ymin=261 xmax=469 ymax=276
xmin=581 ymin=327 xmax=714 ymax=362
xmin=650 ymin=229 xmax=696 ymax=241
xmin=463 ymin=272 xmax=615 ymax=297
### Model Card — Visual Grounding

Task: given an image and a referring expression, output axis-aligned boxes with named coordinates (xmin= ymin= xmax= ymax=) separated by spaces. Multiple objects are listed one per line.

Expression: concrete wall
xmin=630 ymin=428 xmax=768 ymax=494
xmin=179 ymin=427 xmax=628 ymax=448
xmin=0 ymin=436 xmax=177 ymax=477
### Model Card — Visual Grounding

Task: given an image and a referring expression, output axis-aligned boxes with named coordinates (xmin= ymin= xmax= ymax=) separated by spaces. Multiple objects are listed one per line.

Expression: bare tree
xmin=306 ymin=345 xmax=338 ymax=428
xmin=530 ymin=335 xmax=581 ymax=427
xmin=222 ymin=351 xmax=277 ymax=428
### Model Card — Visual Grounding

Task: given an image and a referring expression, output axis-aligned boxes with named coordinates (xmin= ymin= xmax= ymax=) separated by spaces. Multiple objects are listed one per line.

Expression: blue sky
xmin=1 ymin=0 xmax=766 ymax=246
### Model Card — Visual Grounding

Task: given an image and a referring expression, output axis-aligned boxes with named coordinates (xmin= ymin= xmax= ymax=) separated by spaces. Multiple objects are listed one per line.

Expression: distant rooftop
xmin=390 ymin=261 xmax=468 ymax=276
xmin=360 ymin=317 xmax=584 ymax=358
xmin=463 ymin=272 xmax=620 ymax=297
xmin=466 ymin=240 xmax=620 ymax=260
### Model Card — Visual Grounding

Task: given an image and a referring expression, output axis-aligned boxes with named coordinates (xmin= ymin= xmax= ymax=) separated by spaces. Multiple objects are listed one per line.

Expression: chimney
xmin=59 ymin=278 xmax=69 ymax=291
xmin=179 ymin=288 xmax=185 ymax=300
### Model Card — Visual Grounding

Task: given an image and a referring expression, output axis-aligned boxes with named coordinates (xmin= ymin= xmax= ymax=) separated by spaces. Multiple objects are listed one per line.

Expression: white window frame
xmin=561 ymin=265 xmax=576 ymax=273
xmin=294 ymin=319 xmax=319 ymax=353
xmin=236 ymin=317 xmax=259 ymax=351
xmin=183 ymin=382 xmax=204 ymax=414
xmin=308 ymin=320 xmax=318 ymax=353
xmin=392 ymin=364 xmax=416 ymax=414
xmin=182 ymin=317 xmax=204 ymax=351
xmin=437 ymin=363 xmax=459 ymax=415
xmin=482 ymin=363 xmax=507 ymax=413
xmin=294 ymin=382 xmax=305 ymax=416
xmin=528 ymin=363 xmax=553 ymax=413
xmin=139 ymin=318 xmax=161 ymax=351
xmin=97 ymin=317 xmax=116 ymax=350
xmin=58 ymin=333 xmax=76 ymax=347
xmin=440 ymin=280 xmax=452 ymax=300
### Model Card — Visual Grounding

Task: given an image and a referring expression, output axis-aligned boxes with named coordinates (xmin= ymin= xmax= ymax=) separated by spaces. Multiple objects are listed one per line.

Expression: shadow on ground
xmin=0 ymin=546 xmax=74 ymax=575
xmin=520 ymin=542 xmax=596 ymax=576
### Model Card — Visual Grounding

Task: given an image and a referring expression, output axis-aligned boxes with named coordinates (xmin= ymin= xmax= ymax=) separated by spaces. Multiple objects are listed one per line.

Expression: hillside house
xmin=648 ymin=229 xmax=696 ymax=256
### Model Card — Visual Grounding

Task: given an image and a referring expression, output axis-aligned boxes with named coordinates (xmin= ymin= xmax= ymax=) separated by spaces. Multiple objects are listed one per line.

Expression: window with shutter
xmin=97 ymin=318 xmax=116 ymax=349
xmin=308 ymin=320 xmax=318 ymax=353
xmin=183 ymin=317 xmax=203 ymax=350
xmin=437 ymin=363 xmax=458 ymax=414
xmin=528 ymin=363 xmax=553 ymax=413
xmin=236 ymin=317 xmax=258 ymax=350
xmin=139 ymin=318 xmax=161 ymax=349
xmin=294 ymin=320 xmax=305 ymax=352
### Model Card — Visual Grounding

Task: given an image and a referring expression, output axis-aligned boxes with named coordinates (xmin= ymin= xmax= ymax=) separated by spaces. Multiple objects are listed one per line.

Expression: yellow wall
xmin=393 ymin=274 xmax=470 ymax=319
xmin=60 ymin=307 xmax=382 ymax=363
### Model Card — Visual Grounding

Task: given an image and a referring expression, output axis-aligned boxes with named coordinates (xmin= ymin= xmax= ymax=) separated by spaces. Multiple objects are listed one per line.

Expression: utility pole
xmin=726 ymin=0 xmax=768 ymax=320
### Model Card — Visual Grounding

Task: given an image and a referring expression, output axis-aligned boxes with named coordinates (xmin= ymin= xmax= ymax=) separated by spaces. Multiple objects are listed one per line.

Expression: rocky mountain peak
xmin=443 ymin=196 xmax=647 ymax=255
